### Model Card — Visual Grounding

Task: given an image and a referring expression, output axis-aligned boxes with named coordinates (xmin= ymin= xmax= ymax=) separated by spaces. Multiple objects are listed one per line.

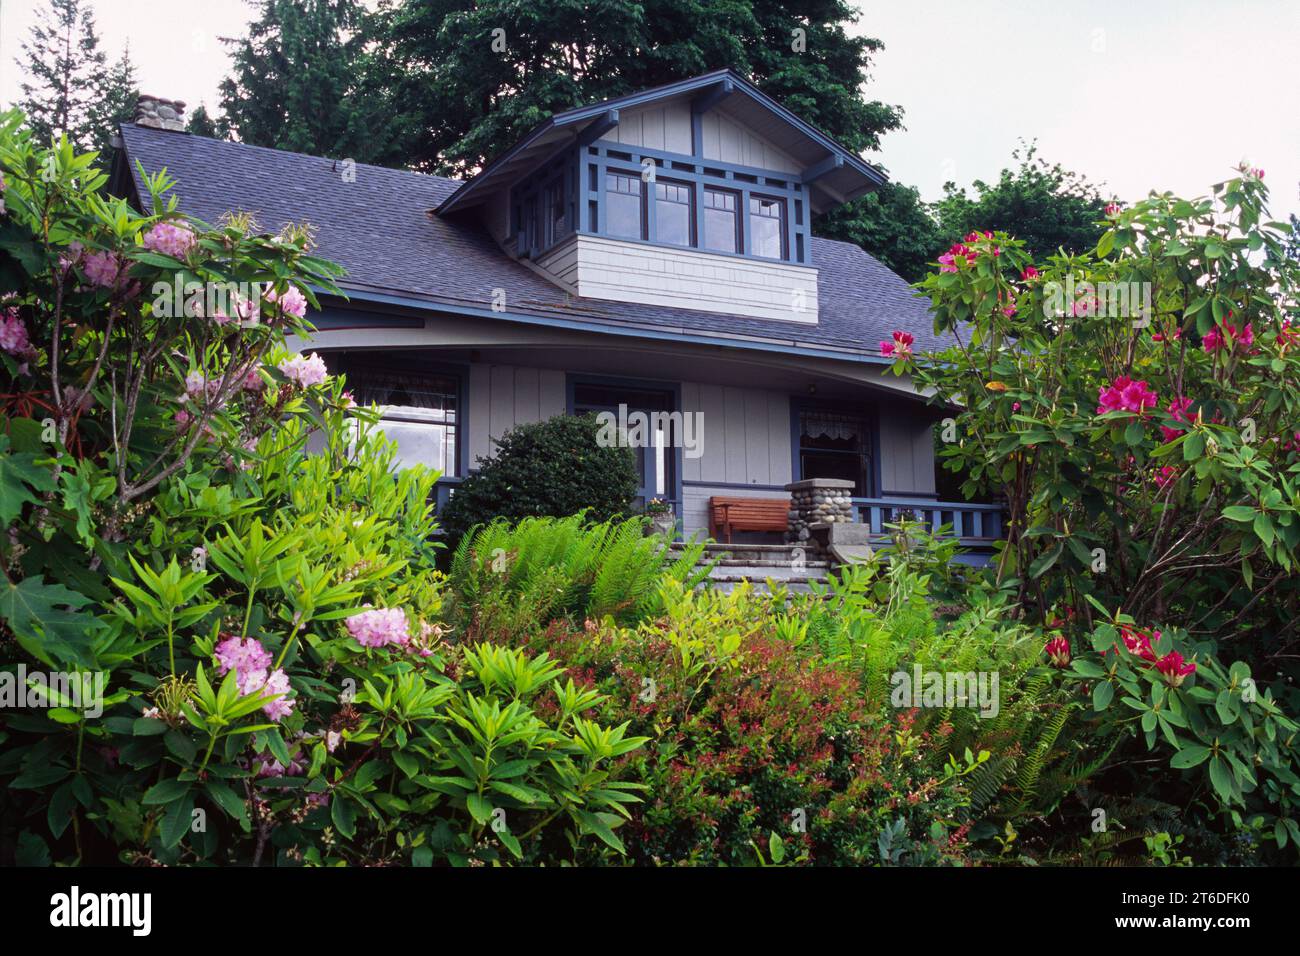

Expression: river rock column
xmin=783 ymin=478 xmax=856 ymax=550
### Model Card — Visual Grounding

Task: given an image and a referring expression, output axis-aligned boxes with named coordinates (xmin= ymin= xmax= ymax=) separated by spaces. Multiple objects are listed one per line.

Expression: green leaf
xmin=160 ymin=793 xmax=196 ymax=849
xmin=1170 ymin=745 xmax=1210 ymax=769
xmin=1208 ymin=756 xmax=1234 ymax=803
xmin=144 ymin=778 xmax=192 ymax=805
xmin=0 ymin=577 xmax=99 ymax=667
xmin=0 ymin=447 xmax=55 ymax=524
xmin=466 ymin=792 xmax=493 ymax=825
xmin=1092 ymin=681 xmax=1114 ymax=711
xmin=331 ymin=795 xmax=357 ymax=838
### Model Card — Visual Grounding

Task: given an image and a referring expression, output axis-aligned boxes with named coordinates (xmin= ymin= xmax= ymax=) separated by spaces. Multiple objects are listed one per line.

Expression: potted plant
xmin=645 ymin=497 xmax=676 ymax=538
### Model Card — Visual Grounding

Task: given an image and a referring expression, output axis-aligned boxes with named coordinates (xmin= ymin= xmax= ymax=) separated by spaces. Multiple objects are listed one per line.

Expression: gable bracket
xmin=802 ymin=154 xmax=843 ymax=184
xmin=576 ymin=109 xmax=620 ymax=147
xmin=691 ymin=78 xmax=734 ymax=116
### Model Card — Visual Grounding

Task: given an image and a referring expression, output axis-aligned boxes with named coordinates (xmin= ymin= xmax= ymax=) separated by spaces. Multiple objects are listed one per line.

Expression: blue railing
xmin=850 ymin=496 xmax=1005 ymax=549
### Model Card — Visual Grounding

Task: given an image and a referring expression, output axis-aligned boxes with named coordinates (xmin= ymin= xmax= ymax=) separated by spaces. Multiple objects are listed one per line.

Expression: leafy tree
xmin=817 ymin=180 xmax=945 ymax=283
xmin=85 ymin=46 xmax=138 ymax=166
xmin=15 ymin=0 xmax=107 ymax=151
xmin=371 ymin=0 xmax=903 ymax=174
xmin=935 ymin=142 xmax=1112 ymax=261
xmin=218 ymin=0 xmax=378 ymax=158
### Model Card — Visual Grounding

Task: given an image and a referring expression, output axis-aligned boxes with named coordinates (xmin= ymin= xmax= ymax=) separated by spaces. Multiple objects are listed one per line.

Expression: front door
xmin=571 ymin=379 xmax=679 ymax=513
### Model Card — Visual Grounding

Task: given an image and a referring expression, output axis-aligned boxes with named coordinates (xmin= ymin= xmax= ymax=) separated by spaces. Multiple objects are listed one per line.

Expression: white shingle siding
xmin=542 ymin=234 xmax=818 ymax=323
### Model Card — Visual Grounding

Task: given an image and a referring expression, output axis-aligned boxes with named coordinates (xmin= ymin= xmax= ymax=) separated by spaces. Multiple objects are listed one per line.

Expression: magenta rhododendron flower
xmin=278 ymin=352 xmax=329 ymax=388
xmin=1097 ymin=376 xmax=1158 ymax=416
xmin=1105 ymin=202 xmax=1122 ymax=217
xmin=346 ymin=608 xmax=410 ymax=648
xmin=1020 ymin=266 xmax=1039 ymax=281
xmin=938 ymin=241 xmax=978 ymax=272
xmin=1119 ymin=626 xmax=1160 ymax=663
xmin=1154 ymin=651 xmax=1197 ymax=687
xmin=880 ymin=330 xmax=914 ymax=359
xmin=1045 ymin=636 xmax=1071 ymax=668
xmin=1152 ymin=465 xmax=1179 ymax=489
xmin=1161 ymin=396 xmax=1194 ymax=442
xmin=142 ymin=220 xmax=198 ymax=259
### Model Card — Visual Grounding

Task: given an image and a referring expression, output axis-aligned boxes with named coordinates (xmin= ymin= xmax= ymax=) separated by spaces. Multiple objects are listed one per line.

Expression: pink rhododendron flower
xmin=1154 ymin=650 xmax=1196 ymax=687
xmin=82 ymin=250 xmax=123 ymax=288
xmin=0 ymin=309 xmax=31 ymax=355
xmin=1045 ymin=636 xmax=1071 ymax=668
xmin=1104 ymin=202 xmax=1122 ymax=217
xmin=241 ymin=361 xmax=266 ymax=391
xmin=214 ymin=635 xmax=273 ymax=694
xmin=346 ymin=608 xmax=410 ymax=648
xmin=278 ymin=351 xmax=329 ymax=388
xmin=1119 ymin=626 xmax=1159 ymax=663
xmin=142 ymin=220 xmax=198 ymax=259
xmin=266 ymin=284 xmax=308 ymax=319
xmin=1097 ymin=376 xmax=1158 ymax=416
xmin=259 ymin=669 xmax=295 ymax=720
xmin=938 ymin=241 xmax=978 ymax=272
xmin=1020 ymin=266 xmax=1039 ymax=281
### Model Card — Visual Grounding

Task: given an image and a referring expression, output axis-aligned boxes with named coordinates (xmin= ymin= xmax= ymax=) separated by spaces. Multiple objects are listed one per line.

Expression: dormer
xmin=435 ymin=70 xmax=885 ymax=325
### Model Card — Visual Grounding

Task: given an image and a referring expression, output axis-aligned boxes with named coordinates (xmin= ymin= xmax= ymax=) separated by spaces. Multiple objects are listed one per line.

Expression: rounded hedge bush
xmin=441 ymin=412 xmax=639 ymax=541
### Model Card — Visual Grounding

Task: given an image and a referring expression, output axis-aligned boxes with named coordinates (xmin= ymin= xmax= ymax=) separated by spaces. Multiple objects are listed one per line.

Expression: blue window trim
xmin=789 ymin=396 xmax=882 ymax=497
xmin=565 ymin=372 xmax=684 ymax=515
xmin=511 ymin=138 xmax=815 ymax=266
xmin=584 ymin=140 xmax=813 ymax=265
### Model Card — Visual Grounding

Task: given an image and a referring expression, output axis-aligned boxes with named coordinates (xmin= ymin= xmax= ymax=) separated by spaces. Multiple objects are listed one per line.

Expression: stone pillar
xmin=783 ymin=478 xmax=855 ymax=551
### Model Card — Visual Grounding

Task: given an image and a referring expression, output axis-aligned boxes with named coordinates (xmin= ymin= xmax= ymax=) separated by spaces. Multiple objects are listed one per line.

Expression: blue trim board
xmin=311 ymin=286 xmax=899 ymax=370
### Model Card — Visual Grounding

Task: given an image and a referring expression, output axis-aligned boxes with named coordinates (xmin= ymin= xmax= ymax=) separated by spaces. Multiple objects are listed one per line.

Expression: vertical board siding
xmin=878 ymin=404 xmax=937 ymax=495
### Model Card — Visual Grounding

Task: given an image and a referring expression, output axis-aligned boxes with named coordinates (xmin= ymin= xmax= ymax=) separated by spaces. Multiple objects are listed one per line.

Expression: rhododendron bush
xmin=894 ymin=166 xmax=1300 ymax=853
xmin=0 ymin=113 xmax=648 ymax=865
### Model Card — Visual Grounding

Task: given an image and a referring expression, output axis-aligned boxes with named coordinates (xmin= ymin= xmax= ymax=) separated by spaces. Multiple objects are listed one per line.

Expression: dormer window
xmin=703 ymin=188 xmax=738 ymax=254
xmin=749 ymin=195 xmax=786 ymax=259
xmin=653 ymin=180 xmax=693 ymax=246
xmin=605 ymin=171 xmax=643 ymax=240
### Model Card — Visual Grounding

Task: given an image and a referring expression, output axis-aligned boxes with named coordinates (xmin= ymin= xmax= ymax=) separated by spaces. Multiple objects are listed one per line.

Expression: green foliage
xmin=367 ymin=0 xmax=901 ymax=174
xmin=906 ymin=164 xmax=1300 ymax=647
xmin=1067 ymin=608 xmax=1300 ymax=854
xmin=449 ymin=513 xmax=710 ymax=634
xmin=217 ymin=0 xmax=382 ymax=160
xmin=440 ymin=413 xmax=639 ymax=543
xmin=817 ymin=180 xmax=947 ymax=283
xmin=935 ymin=142 xmax=1112 ymax=262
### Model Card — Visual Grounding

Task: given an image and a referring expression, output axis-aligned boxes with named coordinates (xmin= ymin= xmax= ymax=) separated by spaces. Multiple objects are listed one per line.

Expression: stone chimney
xmin=133 ymin=95 xmax=186 ymax=132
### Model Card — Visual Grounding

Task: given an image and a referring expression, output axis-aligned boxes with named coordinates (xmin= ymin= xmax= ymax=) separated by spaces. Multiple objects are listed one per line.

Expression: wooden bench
xmin=708 ymin=496 xmax=790 ymax=543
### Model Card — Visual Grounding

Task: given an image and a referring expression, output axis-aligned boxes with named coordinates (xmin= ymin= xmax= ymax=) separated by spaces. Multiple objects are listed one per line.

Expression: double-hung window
xmin=653 ymin=180 xmax=693 ymax=246
xmin=605 ymin=171 xmax=644 ymax=240
xmin=702 ymin=187 xmax=738 ymax=254
xmin=749 ymin=195 xmax=786 ymax=259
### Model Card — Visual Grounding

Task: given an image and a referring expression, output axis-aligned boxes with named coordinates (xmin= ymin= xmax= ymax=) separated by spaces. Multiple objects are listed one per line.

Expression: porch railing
xmin=850 ymin=496 xmax=1005 ymax=549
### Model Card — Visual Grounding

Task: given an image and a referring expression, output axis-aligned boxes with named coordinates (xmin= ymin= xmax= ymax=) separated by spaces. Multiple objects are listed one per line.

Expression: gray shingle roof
xmin=119 ymin=124 xmax=947 ymax=359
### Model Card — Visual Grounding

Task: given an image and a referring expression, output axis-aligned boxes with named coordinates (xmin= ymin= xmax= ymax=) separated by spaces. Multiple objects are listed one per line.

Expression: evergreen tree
xmin=218 ymin=0 xmax=375 ymax=158
xmin=16 ymin=0 xmax=107 ymax=150
xmin=185 ymin=104 xmax=229 ymax=139
xmin=86 ymin=46 xmax=138 ymax=165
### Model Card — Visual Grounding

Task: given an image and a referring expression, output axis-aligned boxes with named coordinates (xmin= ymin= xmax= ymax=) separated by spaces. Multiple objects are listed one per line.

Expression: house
xmin=111 ymin=71 xmax=1002 ymax=560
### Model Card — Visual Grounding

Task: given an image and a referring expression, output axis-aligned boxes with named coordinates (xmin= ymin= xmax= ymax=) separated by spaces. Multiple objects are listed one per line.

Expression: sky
xmin=0 ymin=0 xmax=1296 ymax=220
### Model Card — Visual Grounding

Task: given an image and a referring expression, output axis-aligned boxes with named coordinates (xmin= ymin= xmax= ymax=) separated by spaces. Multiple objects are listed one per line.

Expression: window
xmin=654 ymin=180 xmax=693 ymax=246
xmin=605 ymin=171 xmax=644 ymax=240
xmin=797 ymin=408 xmax=871 ymax=497
xmin=339 ymin=361 xmax=459 ymax=476
xmin=544 ymin=179 xmax=568 ymax=247
xmin=749 ymin=195 xmax=785 ymax=259
xmin=702 ymin=188 xmax=738 ymax=254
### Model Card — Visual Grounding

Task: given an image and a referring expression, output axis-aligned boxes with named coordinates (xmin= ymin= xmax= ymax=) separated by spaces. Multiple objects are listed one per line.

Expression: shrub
xmin=440 ymin=413 xmax=639 ymax=542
